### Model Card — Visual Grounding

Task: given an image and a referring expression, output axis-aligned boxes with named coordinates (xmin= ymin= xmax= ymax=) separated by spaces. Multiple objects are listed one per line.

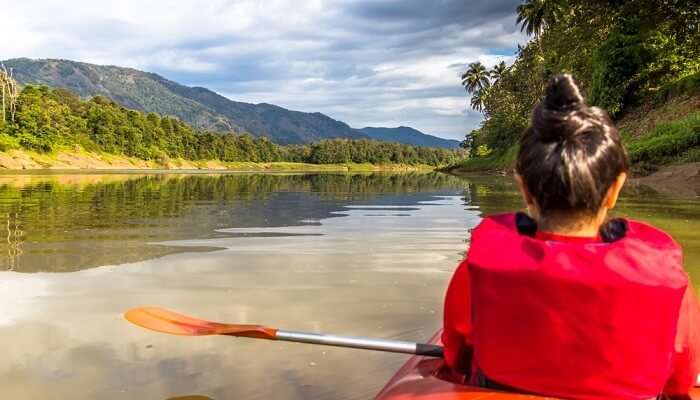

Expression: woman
xmin=442 ymin=75 xmax=700 ymax=399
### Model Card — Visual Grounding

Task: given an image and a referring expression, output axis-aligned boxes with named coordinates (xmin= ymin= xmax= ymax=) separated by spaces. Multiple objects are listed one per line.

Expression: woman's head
xmin=515 ymin=74 xmax=629 ymax=230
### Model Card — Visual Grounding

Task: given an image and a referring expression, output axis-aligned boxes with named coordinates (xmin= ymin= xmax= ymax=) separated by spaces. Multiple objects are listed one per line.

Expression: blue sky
xmin=1 ymin=0 xmax=527 ymax=140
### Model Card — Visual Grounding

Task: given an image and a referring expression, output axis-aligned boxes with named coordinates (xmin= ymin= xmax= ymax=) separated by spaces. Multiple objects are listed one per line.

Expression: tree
xmin=0 ymin=82 xmax=463 ymax=166
xmin=461 ymin=62 xmax=491 ymax=94
xmin=0 ymin=64 xmax=19 ymax=123
xmin=460 ymin=134 xmax=474 ymax=153
xmin=470 ymin=87 xmax=489 ymax=113
xmin=516 ymin=0 xmax=562 ymax=37
xmin=490 ymin=61 xmax=508 ymax=83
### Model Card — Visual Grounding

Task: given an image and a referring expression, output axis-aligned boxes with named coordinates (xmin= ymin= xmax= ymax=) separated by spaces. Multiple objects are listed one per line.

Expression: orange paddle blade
xmin=124 ymin=307 xmax=278 ymax=339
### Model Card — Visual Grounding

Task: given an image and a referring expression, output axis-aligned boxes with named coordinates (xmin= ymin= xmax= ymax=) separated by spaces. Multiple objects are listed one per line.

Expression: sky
xmin=1 ymin=0 xmax=528 ymax=140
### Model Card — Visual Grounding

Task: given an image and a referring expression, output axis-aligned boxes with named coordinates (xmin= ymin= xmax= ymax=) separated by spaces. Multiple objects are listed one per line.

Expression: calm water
xmin=0 ymin=172 xmax=698 ymax=400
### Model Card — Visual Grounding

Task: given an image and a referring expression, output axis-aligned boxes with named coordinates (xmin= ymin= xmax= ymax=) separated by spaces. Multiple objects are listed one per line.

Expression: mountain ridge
xmin=3 ymin=58 xmax=458 ymax=148
xmin=360 ymin=126 xmax=460 ymax=149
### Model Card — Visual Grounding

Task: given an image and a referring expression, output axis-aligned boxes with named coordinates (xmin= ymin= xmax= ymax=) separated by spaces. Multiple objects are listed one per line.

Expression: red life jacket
xmin=469 ymin=213 xmax=688 ymax=399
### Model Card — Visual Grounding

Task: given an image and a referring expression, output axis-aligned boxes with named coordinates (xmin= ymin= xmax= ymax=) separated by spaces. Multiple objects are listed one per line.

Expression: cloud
xmin=0 ymin=0 xmax=526 ymax=140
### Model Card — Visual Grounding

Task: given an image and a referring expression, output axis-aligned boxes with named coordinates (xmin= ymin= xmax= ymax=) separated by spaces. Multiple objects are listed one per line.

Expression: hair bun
xmin=544 ymin=74 xmax=584 ymax=113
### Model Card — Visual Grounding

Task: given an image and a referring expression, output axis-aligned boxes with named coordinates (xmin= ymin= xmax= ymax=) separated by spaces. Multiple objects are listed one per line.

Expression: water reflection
xmin=0 ymin=174 xmax=476 ymax=400
xmin=0 ymin=173 xmax=467 ymax=272
xmin=1 ymin=172 xmax=699 ymax=400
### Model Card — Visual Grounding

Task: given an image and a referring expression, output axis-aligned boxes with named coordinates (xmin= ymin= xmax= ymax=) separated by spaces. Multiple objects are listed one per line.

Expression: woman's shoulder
xmin=471 ymin=212 xmax=517 ymax=234
xmin=467 ymin=213 xmax=687 ymax=287
xmin=471 ymin=212 xmax=681 ymax=251
xmin=470 ymin=212 xmax=534 ymax=242
xmin=467 ymin=213 xmax=522 ymax=261
xmin=624 ymin=219 xmax=681 ymax=250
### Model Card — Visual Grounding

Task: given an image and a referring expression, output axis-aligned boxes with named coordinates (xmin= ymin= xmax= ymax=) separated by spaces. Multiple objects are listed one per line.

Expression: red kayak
xmin=376 ymin=331 xmax=545 ymax=399
xmin=376 ymin=331 xmax=700 ymax=400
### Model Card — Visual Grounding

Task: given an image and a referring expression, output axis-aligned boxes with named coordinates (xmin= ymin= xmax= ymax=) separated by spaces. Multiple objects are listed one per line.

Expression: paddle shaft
xmin=274 ymin=329 xmax=444 ymax=357
xmin=124 ymin=307 xmax=444 ymax=358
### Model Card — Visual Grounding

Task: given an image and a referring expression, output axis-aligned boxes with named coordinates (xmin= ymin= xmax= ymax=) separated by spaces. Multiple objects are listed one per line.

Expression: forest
xmin=0 ymin=79 xmax=462 ymax=167
xmin=459 ymin=0 xmax=699 ymax=171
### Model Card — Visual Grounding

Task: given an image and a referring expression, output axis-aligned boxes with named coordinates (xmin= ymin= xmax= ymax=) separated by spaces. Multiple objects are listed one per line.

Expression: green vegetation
xmin=442 ymin=146 xmax=518 ymax=174
xmin=4 ymin=58 xmax=460 ymax=148
xmin=454 ymin=0 xmax=699 ymax=173
xmin=0 ymin=83 xmax=462 ymax=168
xmin=627 ymin=111 xmax=700 ymax=166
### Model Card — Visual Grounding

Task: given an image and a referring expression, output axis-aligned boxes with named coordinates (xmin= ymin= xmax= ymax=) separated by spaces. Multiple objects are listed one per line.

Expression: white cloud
xmin=0 ymin=0 xmax=527 ymax=140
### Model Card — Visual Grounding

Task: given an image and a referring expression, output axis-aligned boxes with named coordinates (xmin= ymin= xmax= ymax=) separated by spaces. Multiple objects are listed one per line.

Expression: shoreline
xmin=446 ymin=161 xmax=700 ymax=198
xmin=0 ymin=149 xmax=436 ymax=173
xmin=632 ymin=162 xmax=700 ymax=198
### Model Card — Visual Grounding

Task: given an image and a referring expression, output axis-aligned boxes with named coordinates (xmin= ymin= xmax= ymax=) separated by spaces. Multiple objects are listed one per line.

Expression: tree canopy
xmin=0 ymin=81 xmax=462 ymax=167
xmin=462 ymin=0 xmax=700 ymax=157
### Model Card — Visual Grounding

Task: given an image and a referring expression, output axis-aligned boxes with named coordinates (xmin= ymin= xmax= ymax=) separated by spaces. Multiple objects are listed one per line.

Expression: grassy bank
xmin=446 ymin=94 xmax=700 ymax=176
xmin=442 ymin=145 xmax=517 ymax=175
xmin=626 ymin=111 xmax=700 ymax=173
xmin=0 ymin=147 xmax=436 ymax=172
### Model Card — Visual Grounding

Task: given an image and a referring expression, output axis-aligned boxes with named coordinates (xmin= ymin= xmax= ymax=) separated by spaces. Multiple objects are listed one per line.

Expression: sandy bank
xmin=0 ymin=149 xmax=433 ymax=173
xmin=633 ymin=162 xmax=700 ymax=198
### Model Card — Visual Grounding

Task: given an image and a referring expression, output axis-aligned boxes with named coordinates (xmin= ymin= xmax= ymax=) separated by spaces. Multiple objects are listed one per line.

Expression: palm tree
xmin=490 ymin=61 xmax=507 ymax=83
xmin=461 ymin=62 xmax=491 ymax=94
xmin=470 ymin=87 xmax=489 ymax=113
xmin=516 ymin=0 xmax=562 ymax=37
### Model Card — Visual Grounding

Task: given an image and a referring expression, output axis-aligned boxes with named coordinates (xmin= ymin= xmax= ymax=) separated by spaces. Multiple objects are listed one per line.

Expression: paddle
xmin=125 ymin=307 xmax=444 ymax=358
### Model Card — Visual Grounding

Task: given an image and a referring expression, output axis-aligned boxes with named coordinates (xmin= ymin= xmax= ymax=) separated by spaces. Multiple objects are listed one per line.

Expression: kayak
xmin=375 ymin=331 xmax=543 ymax=399
xmin=376 ymin=331 xmax=700 ymax=400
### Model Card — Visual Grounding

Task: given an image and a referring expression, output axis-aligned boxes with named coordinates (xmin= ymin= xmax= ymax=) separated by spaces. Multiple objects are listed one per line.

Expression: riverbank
xmin=445 ymin=93 xmax=700 ymax=184
xmin=446 ymin=159 xmax=700 ymax=197
xmin=633 ymin=162 xmax=700 ymax=198
xmin=440 ymin=146 xmax=515 ymax=175
xmin=0 ymin=148 xmax=435 ymax=172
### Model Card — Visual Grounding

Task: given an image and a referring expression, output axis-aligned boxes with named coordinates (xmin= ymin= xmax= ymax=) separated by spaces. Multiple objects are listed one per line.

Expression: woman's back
xmin=469 ymin=213 xmax=688 ymax=399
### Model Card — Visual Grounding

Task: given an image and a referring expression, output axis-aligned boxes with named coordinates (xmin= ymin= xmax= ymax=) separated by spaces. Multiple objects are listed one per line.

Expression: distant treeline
xmin=0 ymin=84 xmax=463 ymax=166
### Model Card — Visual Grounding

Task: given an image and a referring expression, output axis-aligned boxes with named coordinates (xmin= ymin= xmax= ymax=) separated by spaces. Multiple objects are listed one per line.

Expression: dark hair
xmin=515 ymin=74 xmax=629 ymax=218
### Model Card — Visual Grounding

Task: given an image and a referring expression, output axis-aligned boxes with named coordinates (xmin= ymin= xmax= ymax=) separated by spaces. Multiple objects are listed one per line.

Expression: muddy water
xmin=0 ymin=172 xmax=698 ymax=400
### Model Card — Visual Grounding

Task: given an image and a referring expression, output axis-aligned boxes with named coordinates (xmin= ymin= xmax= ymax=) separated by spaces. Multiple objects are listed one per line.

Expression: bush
xmin=0 ymin=133 xmax=20 ymax=151
xmin=481 ymin=111 xmax=527 ymax=151
xmin=589 ymin=32 xmax=646 ymax=116
xmin=17 ymin=132 xmax=54 ymax=153
xmin=627 ymin=112 xmax=700 ymax=164
xmin=447 ymin=145 xmax=518 ymax=173
xmin=656 ymin=71 xmax=700 ymax=101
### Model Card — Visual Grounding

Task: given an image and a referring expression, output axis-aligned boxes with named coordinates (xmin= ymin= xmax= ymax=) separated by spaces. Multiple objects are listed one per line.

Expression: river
xmin=0 ymin=172 xmax=698 ymax=399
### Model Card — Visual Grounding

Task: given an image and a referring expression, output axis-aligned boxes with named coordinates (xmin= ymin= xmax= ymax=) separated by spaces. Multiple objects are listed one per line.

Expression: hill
xmin=2 ymin=58 xmax=457 ymax=148
xmin=3 ymin=58 xmax=367 ymax=144
xmin=0 ymin=80 xmax=462 ymax=169
xmin=360 ymin=126 xmax=460 ymax=149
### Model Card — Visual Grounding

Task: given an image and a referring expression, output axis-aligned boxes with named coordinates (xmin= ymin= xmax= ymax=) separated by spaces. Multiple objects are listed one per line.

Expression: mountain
xmin=360 ymin=127 xmax=461 ymax=149
xmin=3 ymin=58 xmax=368 ymax=145
xmin=3 ymin=58 xmax=458 ymax=148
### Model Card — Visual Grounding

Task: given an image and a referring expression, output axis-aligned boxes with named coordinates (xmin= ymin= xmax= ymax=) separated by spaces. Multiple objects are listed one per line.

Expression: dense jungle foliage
xmin=0 ymin=84 xmax=461 ymax=167
xmin=460 ymin=0 xmax=699 ymax=169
